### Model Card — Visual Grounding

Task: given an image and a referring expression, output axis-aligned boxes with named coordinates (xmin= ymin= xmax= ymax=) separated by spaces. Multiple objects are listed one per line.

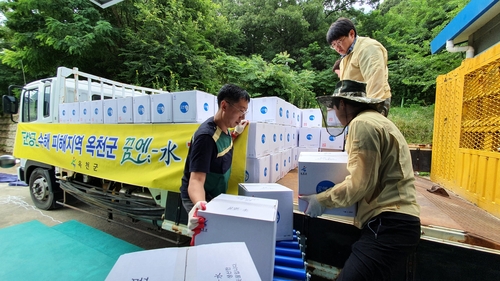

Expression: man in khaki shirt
xmin=300 ymin=80 xmax=420 ymax=280
xmin=327 ymin=17 xmax=391 ymax=116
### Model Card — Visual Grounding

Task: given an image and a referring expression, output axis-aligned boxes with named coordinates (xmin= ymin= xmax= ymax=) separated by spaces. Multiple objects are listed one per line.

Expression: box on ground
xmin=105 ymin=242 xmax=261 ymax=281
xmin=298 ymin=151 xmax=357 ymax=217
xmin=238 ymin=183 xmax=294 ymax=241
xmin=196 ymin=194 xmax=277 ymax=281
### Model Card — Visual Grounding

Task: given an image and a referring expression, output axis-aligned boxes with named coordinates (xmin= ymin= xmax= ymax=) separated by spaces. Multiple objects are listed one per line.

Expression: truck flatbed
xmin=278 ymin=168 xmax=500 ymax=250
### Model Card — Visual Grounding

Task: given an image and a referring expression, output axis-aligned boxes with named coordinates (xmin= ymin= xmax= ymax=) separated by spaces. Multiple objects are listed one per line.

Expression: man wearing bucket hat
xmin=299 ymin=80 xmax=420 ymax=281
xmin=327 ymin=17 xmax=391 ymax=116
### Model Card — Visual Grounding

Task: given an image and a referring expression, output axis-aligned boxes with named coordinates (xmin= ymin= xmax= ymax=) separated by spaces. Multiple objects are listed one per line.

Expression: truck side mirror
xmin=2 ymin=95 xmax=19 ymax=115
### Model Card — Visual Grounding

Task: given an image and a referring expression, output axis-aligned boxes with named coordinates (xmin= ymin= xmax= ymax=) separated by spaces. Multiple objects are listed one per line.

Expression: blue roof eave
xmin=430 ymin=0 xmax=500 ymax=54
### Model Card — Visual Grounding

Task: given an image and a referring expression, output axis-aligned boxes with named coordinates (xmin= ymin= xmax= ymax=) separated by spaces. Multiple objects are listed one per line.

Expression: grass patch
xmin=388 ymin=105 xmax=434 ymax=145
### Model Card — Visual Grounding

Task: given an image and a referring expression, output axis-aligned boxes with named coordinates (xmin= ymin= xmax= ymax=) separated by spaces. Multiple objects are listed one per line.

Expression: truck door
xmin=20 ymin=80 xmax=54 ymax=123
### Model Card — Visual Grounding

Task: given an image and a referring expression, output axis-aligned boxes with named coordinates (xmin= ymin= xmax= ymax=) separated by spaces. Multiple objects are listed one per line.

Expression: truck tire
xmin=29 ymin=168 xmax=61 ymax=210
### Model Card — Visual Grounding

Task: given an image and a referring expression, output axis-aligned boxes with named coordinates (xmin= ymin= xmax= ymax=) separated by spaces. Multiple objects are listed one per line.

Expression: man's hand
xmin=298 ymin=194 xmax=325 ymax=218
xmin=188 ymin=200 xmax=207 ymax=245
xmin=231 ymin=120 xmax=249 ymax=140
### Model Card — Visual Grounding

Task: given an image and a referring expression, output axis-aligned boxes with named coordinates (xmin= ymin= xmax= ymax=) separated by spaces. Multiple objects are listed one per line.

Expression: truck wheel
xmin=29 ymin=168 xmax=61 ymax=210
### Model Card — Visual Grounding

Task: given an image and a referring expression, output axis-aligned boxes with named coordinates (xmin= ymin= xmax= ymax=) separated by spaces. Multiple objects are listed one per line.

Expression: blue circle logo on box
xmin=329 ymin=135 xmax=335 ymax=141
xmin=309 ymin=115 xmax=315 ymax=121
xmin=283 ymin=159 xmax=286 ymax=167
xmin=107 ymin=107 xmax=113 ymax=116
xmin=287 ymin=133 xmax=290 ymax=142
xmin=245 ymin=171 xmax=249 ymax=182
xmin=306 ymin=134 xmax=313 ymax=140
xmin=138 ymin=105 xmax=145 ymax=115
xmin=157 ymin=103 xmax=165 ymax=114
xmin=280 ymin=133 xmax=283 ymax=141
xmin=316 ymin=180 xmax=335 ymax=193
xmin=273 ymin=134 xmax=277 ymax=142
xmin=180 ymin=102 xmax=189 ymax=113
xmin=204 ymin=102 xmax=209 ymax=112
xmin=62 ymin=110 xmax=66 ymax=116
xmin=261 ymin=134 xmax=266 ymax=144
xmin=277 ymin=211 xmax=281 ymax=223
xmin=264 ymin=167 xmax=268 ymax=177
xmin=260 ymin=106 xmax=268 ymax=114
xmin=94 ymin=108 xmax=99 ymax=115
xmin=275 ymin=163 xmax=279 ymax=171
xmin=279 ymin=107 xmax=283 ymax=117
xmin=286 ymin=109 xmax=289 ymax=118
xmin=122 ymin=106 xmax=127 ymax=113
xmin=72 ymin=109 xmax=76 ymax=116
xmin=83 ymin=109 xmax=87 ymax=115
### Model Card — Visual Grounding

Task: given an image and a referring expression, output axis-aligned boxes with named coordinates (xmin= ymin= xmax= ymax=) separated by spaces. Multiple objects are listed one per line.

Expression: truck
xmin=3 ymin=66 xmax=500 ymax=281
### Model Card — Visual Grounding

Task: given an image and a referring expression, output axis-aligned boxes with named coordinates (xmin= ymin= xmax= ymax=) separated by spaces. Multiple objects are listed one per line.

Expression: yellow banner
xmin=13 ymin=123 xmax=247 ymax=194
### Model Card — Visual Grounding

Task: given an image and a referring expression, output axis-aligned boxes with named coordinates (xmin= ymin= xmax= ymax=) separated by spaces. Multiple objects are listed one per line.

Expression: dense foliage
xmin=0 ymin=0 xmax=468 ymax=109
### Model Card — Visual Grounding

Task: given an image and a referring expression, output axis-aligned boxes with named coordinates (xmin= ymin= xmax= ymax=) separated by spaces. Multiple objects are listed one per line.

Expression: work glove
xmin=298 ymin=194 xmax=325 ymax=218
xmin=231 ymin=120 xmax=249 ymax=140
xmin=188 ymin=200 xmax=207 ymax=246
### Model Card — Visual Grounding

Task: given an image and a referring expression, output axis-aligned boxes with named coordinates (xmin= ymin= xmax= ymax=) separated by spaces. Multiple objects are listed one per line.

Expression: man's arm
xmin=358 ymin=43 xmax=391 ymax=100
xmin=188 ymin=171 xmax=207 ymax=204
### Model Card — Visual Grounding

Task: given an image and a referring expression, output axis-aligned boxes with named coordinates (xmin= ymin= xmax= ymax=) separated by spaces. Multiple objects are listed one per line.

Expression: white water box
xmin=196 ymin=194 xmax=277 ymax=281
xmin=90 ymin=100 xmax=104 ymax=124
xmin=103 ymin=99 xmax=118 ymax=124
xmin=151 ymin=92 xmax=173 ymax=123
xmin=238 ymin=182 xmax=294 ymax=241
xmin=133 ymin=95 xmax=152 ymax=123
xmin=117 ymin=97 xmax=133 ymax=123
xmin=172 ymin=90 xmax=215 ymax=123
xmin=245 ymin=155 xmax=271 ymax=184
xmin=298 ymin=151 xmax=357 ymax=217
xmin=301 ymin=108 xmax=323 ymax=128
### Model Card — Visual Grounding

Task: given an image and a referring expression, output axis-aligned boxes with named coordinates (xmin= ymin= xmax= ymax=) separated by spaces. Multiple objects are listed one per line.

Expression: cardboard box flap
xmin=106 ymin=242 xmax=261 ymax=281
xmin=201 ymin=194 xmax=277 ymax=221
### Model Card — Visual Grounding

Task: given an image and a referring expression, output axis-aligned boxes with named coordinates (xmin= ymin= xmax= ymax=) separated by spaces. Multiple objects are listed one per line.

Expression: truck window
xmin=43 ymin=85 xmax=51 ymax=117
xmin=22 ymin=88 xmax=39 ymax=122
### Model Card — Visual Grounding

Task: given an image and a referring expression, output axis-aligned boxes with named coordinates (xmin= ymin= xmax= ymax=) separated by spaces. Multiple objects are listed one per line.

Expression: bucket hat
xmin=317 ymin=80 xmax=384 ymax=108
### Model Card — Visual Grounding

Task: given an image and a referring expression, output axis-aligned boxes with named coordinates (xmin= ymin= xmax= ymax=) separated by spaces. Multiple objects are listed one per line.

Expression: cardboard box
xmin=103 ymin=99 xmax=118 ymax=124
xmin=301 ymin=108 xmax=323 ymax=128
xmin=90 ymin=100 xmax=104 ymax=124
xmin=116 ymin=97 xmax=133 ymax=123
xmin=172 ymin=90 xmax=215 ymax=123
xmin=320 ymin=128 xmax=345 ymax=150
xmin=298 ymin=127 xmax=321 ymax=148
xmin=133 ymin=95 xmax=152 ymax=123
xmin=269 ymin=152 xmax=281 ymax=183
xmin=298 ymin=151 xmax=356 ymax=217
xmin=247 ymin=122 xmax=271 ymax=158
xmin=151 ymin=92 xmax=173 ymax=123
xmin=251 ymin=97 xmax=288 ymax=125
xmin=79 ymin=101 xmax=92 ymax=123
xmin=245 ymin=155 xmax=271 ymax=183
xmin=196 ymin=194 xmax=277 ymax=281
xmin=281 ymin=149 xmax=292 ymax=177
xmin=106 ymin=242 xmax=261 ymax=281
xmin=238 ymin=183 xmax=294 ymax=241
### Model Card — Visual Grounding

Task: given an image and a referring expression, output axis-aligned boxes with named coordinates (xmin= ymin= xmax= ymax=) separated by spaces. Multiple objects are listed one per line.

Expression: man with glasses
xmin=327 ymin=17 xmax=391 ymax=116
xmin=179 ymin=84 xmax=250 ymax=241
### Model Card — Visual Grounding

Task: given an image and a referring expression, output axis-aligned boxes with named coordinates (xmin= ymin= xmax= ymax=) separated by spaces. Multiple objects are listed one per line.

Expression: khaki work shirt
xmin=340 ymin=36 xmax=391 ymax=100
xmin=316 ymin=110 xmax=420 ymax=228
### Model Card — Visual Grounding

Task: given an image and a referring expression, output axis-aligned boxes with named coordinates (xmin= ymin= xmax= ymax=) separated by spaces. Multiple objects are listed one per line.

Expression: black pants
xmin=337 ymin=212 xmax=421 ymax=281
